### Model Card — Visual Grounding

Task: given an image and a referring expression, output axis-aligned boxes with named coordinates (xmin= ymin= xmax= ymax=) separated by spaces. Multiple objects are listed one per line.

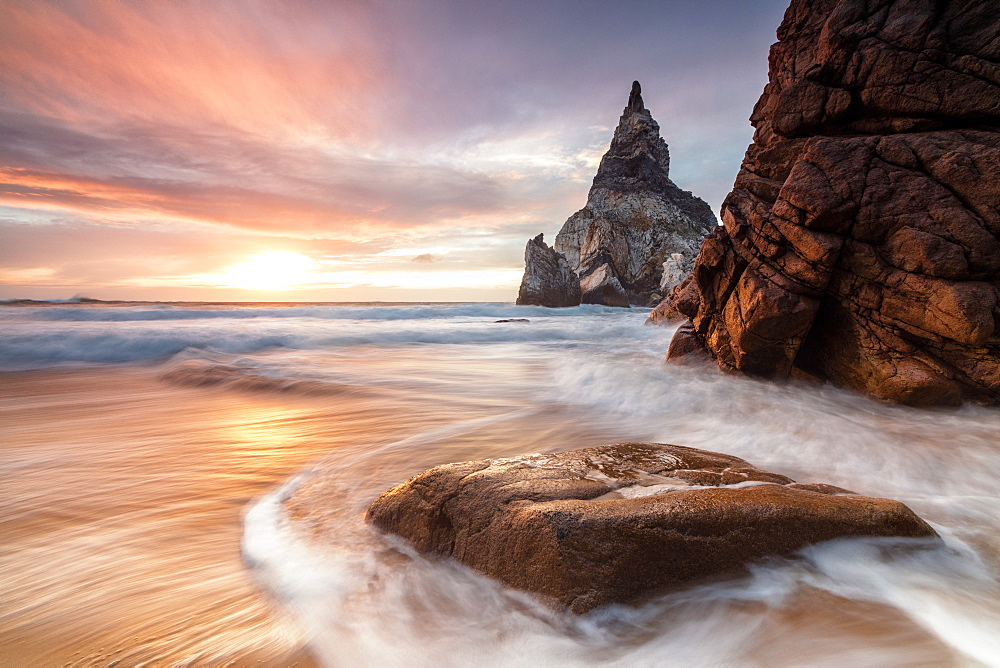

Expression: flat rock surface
xmin=367 ymin=442 xmax=937 ymax=612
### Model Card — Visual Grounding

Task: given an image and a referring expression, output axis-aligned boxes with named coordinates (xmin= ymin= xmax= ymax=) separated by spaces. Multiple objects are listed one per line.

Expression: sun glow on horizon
xmin=224 ymin=251 xmax=317 ymax=291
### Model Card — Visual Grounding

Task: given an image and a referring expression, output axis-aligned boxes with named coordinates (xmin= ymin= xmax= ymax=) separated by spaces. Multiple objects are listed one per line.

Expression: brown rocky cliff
xmin=667 ymin=0 xmax=1000 ymax=406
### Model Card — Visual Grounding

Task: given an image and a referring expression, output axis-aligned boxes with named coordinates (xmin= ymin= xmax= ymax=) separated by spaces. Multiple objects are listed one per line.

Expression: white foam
xmin=11 ymin=300 xmax=993 ymax=664
xmin=246 ymin=475 xmax=990 ymax=667
xmin=793 ymin=534 xmax=1000 ymax=667
xmin=241 ymin=366 xmax=1000 ymax=665
xmin=0 ymin=302 xmax=635 ymax=323
xmin=0 ymin=303 xmax=662 ymax=369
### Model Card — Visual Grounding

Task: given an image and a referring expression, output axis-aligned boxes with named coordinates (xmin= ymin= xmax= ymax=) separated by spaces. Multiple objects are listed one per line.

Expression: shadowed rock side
xmin=367 ymin=443 xmax=937 ymax=613
xmin=552 ymin=81 xmax=717 ymax=307
xmin=516 ymin=234 xmax=581 ymax=307
xmin=666 ymin=0 xmax=1000 ymax=405
xmin=646 ymin=274 xmax=698 ymax=326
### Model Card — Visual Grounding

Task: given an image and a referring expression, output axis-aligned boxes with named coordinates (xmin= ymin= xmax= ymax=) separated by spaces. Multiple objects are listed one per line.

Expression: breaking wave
xmin=6 ymin=300 xmax=999 ymax=664
xmin=0 ymin=303 xmax=661 ymax=369
xmin=243 ymin=401 xmax=1000 ymax=667
xmin=0 ymin=302 xmax=622 ymax=322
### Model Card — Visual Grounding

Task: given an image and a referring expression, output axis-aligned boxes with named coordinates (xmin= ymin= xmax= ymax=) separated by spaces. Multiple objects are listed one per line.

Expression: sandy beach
xmin=1 ymin=367 xmax=335 ymax=666
xmin=2 ymin=303 xmax=999 ymax=666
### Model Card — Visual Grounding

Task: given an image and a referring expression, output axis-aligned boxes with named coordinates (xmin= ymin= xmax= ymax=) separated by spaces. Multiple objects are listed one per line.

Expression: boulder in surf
xmin=366 ymin=443 xmax=937 ymax=613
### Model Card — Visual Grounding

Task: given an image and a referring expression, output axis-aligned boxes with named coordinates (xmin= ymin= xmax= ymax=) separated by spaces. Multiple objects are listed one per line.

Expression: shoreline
xmin=0 ymin=367 xmax=328 ymax=666
xmin=3 ymin=321 xmax=998 ymax=665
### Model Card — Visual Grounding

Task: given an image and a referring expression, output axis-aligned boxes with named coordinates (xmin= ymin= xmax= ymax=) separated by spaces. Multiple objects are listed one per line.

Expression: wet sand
xmin=0 ymin=344 xmax=638 ymax=665
xmin=0 ymin=368 xmax=364 ymax=666
xmin=4 ymin=340 xmax=999 ymax=665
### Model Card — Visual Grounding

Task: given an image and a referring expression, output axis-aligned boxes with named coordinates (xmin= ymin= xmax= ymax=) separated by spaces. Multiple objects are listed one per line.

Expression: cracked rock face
xmin=646 ymin=271 xmax=698 ymax=326
xmin=516 ymin=234 xmax=581 ymax=307
xmin=578 ymin=255 xmax=630 ymax=307
xmin=366 ymin=442 xmax=936 ymax=613
xmin=553 ymin=81 xmax=717 ymax=307
xmin=667 ymin=0 xmax=1000 ymax=405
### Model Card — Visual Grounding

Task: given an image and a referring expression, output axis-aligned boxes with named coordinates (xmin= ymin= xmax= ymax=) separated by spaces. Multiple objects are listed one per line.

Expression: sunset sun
xmin=224 ymin=251 xmax=316 ymax=291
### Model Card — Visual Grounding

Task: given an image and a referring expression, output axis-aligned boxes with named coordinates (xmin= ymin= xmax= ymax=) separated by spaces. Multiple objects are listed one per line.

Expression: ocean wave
xmin=0 ymin=308 xmax=665 ymax=369
xmin=236 ymin=358 xmax=1000 ymax=666
xmin=159 ymin=358 xmax=371 ymax=397
xmin=244 ymin=432 xmax=998 ymax=667
xmin=0 ymin=302 xmax=633 ymax=323
xmin=541 ymin=349 xmax=1000 ymax=505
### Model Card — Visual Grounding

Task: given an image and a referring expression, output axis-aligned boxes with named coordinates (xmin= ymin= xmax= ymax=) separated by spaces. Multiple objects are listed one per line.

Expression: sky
xmin=1 ymin=0 xmax=789 ymax=302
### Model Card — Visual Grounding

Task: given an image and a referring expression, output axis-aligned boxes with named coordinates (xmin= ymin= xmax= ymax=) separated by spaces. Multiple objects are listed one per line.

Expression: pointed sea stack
xmin=554 ymin=81 xmax=717 ymax=306
xmin=666 ymin=0 xmax=1000 ymax=406
xmin=516 ymin=234 xmax=581 ymax=307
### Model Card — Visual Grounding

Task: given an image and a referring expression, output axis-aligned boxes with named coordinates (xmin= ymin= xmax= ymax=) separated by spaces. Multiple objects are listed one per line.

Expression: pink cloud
xmin=0 ymin=0 xmax=789 ymax=299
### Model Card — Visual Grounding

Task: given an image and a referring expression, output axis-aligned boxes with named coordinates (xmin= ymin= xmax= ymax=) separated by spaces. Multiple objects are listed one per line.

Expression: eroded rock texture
xmin=516 ymin=234 xmax=581 ymax=307
xmin=367 ymin=442 xmax=937 ymax=613
xmin=553 ymin=82 xmax=717 ymax=306
xmin=667 ymin=0 xmax=1000 ymax=405
xmin=646 ymin=274 xmax=700 ymax=326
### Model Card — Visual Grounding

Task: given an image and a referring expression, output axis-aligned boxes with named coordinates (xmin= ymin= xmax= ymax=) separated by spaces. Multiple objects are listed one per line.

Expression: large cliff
xmin=667 ymin=0 xmax=1000 ymax=406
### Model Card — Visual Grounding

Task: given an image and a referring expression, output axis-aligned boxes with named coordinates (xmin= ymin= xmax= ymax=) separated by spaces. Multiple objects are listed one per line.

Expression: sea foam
xmin=1 ymin=302 xmax=623 ymax=322
xmin=0 ymin=303 xmax=660 ymax=369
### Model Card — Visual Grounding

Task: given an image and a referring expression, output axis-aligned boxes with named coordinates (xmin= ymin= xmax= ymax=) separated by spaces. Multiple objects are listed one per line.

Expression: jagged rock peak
xmin=553 ymin=81 xmax=717 ymax=306
xmin=591 ymin=82 xmax=672 ymax=193
xmin=516 ymin=234 xmax=581 ymax=307
xmin=627 ymin=80 xmax=644 ymax=113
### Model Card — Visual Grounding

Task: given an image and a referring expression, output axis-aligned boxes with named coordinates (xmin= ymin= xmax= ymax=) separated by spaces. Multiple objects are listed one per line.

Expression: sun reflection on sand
xmin=0 ymin=368 xmax=393 ymax=666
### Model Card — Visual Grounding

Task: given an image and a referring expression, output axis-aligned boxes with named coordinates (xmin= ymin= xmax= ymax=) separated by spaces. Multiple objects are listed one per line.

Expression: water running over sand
xmin=2 ymin=303 xmax=998 ymax=666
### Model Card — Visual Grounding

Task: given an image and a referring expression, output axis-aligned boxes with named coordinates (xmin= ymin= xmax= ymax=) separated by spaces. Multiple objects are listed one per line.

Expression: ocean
xmin=2 ymin=301 xmax=999 ymax=666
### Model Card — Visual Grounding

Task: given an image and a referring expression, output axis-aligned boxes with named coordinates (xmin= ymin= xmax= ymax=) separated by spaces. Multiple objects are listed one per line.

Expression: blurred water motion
xmin=2 ymin=370 xmax=322 ymax=665
xmin=1 ymin=303 xmax=999 ymax=666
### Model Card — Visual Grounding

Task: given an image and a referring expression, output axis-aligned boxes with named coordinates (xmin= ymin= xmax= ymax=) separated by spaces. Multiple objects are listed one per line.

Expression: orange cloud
xmin=0 ymin=165 xmax=375 ymax=234
xmin=0 ymin=1 xmax=382 ymax=143
xmin=0 ymin=1 xmax=613 ymax=246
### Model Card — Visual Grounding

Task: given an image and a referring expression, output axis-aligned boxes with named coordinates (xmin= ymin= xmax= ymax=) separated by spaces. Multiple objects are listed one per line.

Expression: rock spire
xmin=553 ymin=81 xmax=717 ymax=306
xmin=515 ymin=234 xmax=580 ymax=307
xmin=627 ymin=80 xmax=643 ymax=113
